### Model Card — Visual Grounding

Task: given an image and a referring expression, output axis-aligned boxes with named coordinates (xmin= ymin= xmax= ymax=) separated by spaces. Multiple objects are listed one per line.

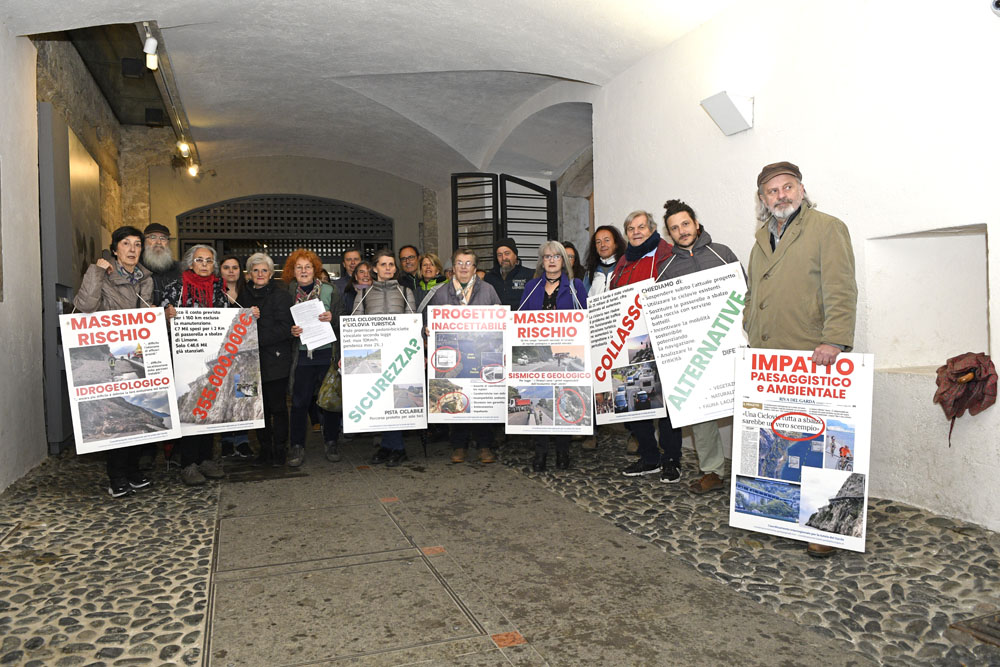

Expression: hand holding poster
xmin=588 ymin=280 xmax=667 ymax=425
xmin=426 ymin=305 xmax=509 ymax=423
xmin=641 ymin=262 xmax=747 ymax=427
xmin=341 ymin=313 xmax=426 ymax=432
xmin=171 ymin=308 xmax=265 ymax=436
xmin=505 ymin=309 xmax=593 ymax=435
xmin=729 ymin=349 xmax=874 ymax=552
xmin=60 ymin=307 xmax=181 ymax=454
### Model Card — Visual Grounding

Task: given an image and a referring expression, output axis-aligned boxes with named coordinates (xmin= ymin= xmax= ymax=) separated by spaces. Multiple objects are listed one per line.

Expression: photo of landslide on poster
xmin=171 ymin=308 xmax=264 ymax=436
xmin=729 ymin=349 xmax=874 ymax=552
xmin=588 ymin=280 xmax=667 ymax=425
xmin=506 ymin=309 xmax=593 ymax=435
xmin=341 ymin=313 xmax=426 ymax=432
xmin=60 ymin=307 xmax=181 ymax=454
xmin=426 ymin=304 xmax=509 ymax=423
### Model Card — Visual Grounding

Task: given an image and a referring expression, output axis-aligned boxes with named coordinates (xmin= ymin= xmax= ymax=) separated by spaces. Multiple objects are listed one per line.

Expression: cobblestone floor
xmin=499 ymin=431 xmax=1000 ymax=667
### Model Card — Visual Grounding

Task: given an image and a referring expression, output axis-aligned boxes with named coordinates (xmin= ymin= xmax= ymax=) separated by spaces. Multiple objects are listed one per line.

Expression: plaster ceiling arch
xmin=487 ymin=102 xmax=593 ymax=180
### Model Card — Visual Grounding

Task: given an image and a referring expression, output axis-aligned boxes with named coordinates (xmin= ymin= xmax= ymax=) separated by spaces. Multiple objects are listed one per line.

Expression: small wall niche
xmin=866 ymin=225 xmax=988 ymax=371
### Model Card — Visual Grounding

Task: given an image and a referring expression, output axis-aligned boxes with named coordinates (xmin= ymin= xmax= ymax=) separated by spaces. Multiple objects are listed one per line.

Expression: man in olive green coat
xmin=744 ymin=161 xmax=858 ymax=558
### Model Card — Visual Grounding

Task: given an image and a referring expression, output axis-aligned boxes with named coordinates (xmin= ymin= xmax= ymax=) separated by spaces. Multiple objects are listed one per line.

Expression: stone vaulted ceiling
xmin=2 ymin=0 xmax=735 ymax=188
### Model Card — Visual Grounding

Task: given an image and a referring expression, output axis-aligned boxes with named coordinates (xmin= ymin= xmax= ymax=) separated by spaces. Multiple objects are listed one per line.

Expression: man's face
xmin=399 ymin=248 xmax=419 ymax=275
xmin=343 ymin=251 xmax=361 ymax=276
xmin=376 ymin=256 xmax=397 ymax=281
xmin=665 ymin=211 xmax=700 ymax=249
xmin=496 ymin=246 xmax=516 ymax=271
xmin=760 ymin=174 xmax=805 ymax=220
xmin=453 ymin=253 xmax=476 ymax=283
xmin=143 ymin=232 xmax=173 ymax=264
xmin=594 ymin=230 xmax=616 ymax=259
xmin=625 ymin=215 xmax=654 ymax=247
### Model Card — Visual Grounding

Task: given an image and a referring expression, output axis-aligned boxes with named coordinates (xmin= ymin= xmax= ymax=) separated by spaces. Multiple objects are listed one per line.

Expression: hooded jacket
xmin=655 ymin=227 xmax=741 ymax=281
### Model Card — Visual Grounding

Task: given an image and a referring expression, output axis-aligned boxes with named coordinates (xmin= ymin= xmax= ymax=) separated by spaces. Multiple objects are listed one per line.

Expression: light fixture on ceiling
xmin=177 ymin=141 xmax=191 ymax=158
xmin=700 ymin=91 xmax=753 ymax=136
xmin=187 ymin=163 xmax=199 ymax=177
xmin=143 ymin=22 xmax=158 ymax=70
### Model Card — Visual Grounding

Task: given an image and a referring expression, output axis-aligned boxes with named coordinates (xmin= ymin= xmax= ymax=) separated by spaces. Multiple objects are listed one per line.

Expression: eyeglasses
xmin=192 ymin=258 xmax=214 ymax=265
xmin=543 ymin=254 xmax=561 ymax=261
xmin=146 ymin=234 xmax=170 ymax=242
xmin=400 ymin=255 xmax=418 ymax=261
xmin=454 ymin=260 xmax=474 ymax=268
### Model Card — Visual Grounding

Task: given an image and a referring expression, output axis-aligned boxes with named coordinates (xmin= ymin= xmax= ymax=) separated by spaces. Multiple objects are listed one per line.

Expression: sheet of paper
xmin=290 ymin=299 xmax=336 ymax=350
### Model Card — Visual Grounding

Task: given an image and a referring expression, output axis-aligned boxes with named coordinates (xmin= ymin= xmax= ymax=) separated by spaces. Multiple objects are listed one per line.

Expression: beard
xmin=142 ymin=245 xmax=175 ymax=272
xmin=769 ymin=199 xmax=798 ymax=220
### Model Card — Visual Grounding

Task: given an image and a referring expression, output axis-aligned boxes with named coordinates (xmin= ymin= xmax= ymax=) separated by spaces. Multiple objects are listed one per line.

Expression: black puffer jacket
xmin=238 ymin=279 xmax=295 ymax=382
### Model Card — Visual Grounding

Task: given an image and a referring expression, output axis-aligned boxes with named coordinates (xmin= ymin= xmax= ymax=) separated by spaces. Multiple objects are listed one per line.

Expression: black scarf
xmin=624 ymin=232 xmax=661 ymax=262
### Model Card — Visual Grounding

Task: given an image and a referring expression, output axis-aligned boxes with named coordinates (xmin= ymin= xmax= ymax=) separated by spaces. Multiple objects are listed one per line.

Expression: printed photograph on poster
xmin=171 ymin=308 xmax=265 ymax=435
xmin=60 ymin=307 xmax=182 ymax=454
xmin=798 ymin=468 xmax=866 ymax=537
xmin=824 ymin=422 xmax=856 ymax=471
xmin=425 ymin=305 xmax=509 ymax=423
xmin=555 ymin=386 xmax=592 ymax=427
xmin=733 ymin=476 xmax=801 ymax=523
xmin=608 ymin=361 xmax=662 ymax=414
xmin=507 ymin=386 xmax=554 ymax=426
xmin=626 ymin=334 xmax=655 ymax=364
xmin=511 ymin=345 xmax=586 ymax=372
xmin=341 ymin=313 xmax=426 ymax=432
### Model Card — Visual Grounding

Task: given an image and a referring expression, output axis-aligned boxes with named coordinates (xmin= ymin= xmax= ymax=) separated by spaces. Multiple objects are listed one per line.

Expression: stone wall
xmin=121 ymin=125 xmax=175 ymax=227
xmin=421 ymin=186 xmax=438 ymax=254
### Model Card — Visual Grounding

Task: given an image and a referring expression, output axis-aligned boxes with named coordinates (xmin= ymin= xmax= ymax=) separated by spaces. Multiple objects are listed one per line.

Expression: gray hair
xmin=181 ymin=244 xmax=218 ymax=274
xmin=622 ymin=210 xmax=658 ymax=236
xmin=245 ymin=252 xmax=275 ymax=275
xmin=754 ymin=180 xmax=815 ymax=223
xmin=533 ymin=240 xmax=574 ymax=280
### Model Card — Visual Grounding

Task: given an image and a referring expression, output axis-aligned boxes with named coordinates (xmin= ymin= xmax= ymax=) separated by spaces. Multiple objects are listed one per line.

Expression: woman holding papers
xmin=73 ymin=225 xmax=154 ymax=498
xmin=284 ymin=248 xmax=343 ymax=468
xmin=238 ymin=253 xmax=294 ymax=467
xmin=518 ymin=241 xmax=587 ymax=471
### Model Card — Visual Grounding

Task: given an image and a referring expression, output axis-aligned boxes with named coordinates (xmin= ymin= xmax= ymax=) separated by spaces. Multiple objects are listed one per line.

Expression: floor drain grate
xmin=952 ymin=614 xmax=1000 ymax=647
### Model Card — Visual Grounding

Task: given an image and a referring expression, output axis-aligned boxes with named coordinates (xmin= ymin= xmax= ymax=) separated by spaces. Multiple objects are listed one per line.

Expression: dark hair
xmin=110 ymin=225 xmax=144 ymax=253
xmin=350 ymin=261 xmax=373 ymax=287
xmin=398 ymin=245 xmax=419 ymax=259
xmin=663 ymin=199 xmax=697 ymax=224
xmin=584 ymin=225 xmax=626 ymax=284
xmin=219 ymin=254 xmax=247 ymax=294
xmin=373 ymin=248 xmax=397 ymax=278
xmin=343 ymin=248 xmax=362 ymax=264
xmin=562 ymin=241 xmax=584 ymax=280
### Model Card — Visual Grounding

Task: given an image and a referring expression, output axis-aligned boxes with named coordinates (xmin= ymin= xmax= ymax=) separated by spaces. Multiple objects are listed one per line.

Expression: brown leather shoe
xmin=451 ymin=448 xmax=466 ymax=463
xmin=580 ymin=436 xmax=597 ymax=450
xmin=689 ymin=472 xmax=724 ymax=494
xmin=479 ymin=447 xmax=495 ymax=464
xmin=806 ymin=542 xmax=837 ymax=558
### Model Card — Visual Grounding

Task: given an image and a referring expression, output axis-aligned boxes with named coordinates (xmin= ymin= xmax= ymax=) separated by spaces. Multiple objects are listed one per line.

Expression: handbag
xmin=316 ymin=363 xmax=343 ymax=412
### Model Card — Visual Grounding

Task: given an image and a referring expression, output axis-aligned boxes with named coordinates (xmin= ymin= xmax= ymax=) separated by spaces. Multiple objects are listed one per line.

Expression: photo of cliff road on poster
xmin=729 ymin=349 xmax=874 ymax=552
xmin=505 ymin=309 xmax=593 ymax=436
xmin=641 ymin=262 xmax=747 ymax=428
xmin=588 ymin=280 xmax=667 ymax=425
xmin=60 ymin=307 xmax=182 ymax=454
xmin=426 ymin=305 xmax=509 ymax=423
xmin=341 ymin=313 xmax=426 ymax=433
xmin=171 ymin=308 xmax=264 ymax=436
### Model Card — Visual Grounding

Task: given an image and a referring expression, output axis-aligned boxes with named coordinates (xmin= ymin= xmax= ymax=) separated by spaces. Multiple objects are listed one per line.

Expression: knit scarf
xmin=452 ymin=276 xmax=475 ymax=305
xmin=181 ymin=270 xmax=219 ymax=307
xmin=295 ymin=280 xmax=321 ymax=304
xmin=624 ymin=232 xmax=661 ymax=262
xmin=117 ymin=263 xmax=144 ymax=285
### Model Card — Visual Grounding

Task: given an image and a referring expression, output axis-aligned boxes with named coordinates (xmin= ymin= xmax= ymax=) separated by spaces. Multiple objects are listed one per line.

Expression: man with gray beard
xmin=142 ymin=223 xmax=182 ymax=309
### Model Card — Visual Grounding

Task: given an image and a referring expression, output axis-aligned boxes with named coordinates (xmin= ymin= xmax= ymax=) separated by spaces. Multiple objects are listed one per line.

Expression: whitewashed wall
xmin=593 ymin=0 xmax=1000 ymax=530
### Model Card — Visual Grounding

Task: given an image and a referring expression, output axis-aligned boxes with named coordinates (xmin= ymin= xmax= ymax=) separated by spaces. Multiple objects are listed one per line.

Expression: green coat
xmin=743 ymin=203 xmax=857 ymax=352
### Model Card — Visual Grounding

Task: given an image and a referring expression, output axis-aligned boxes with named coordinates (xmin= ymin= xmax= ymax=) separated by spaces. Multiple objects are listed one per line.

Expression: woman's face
xmin=191 ymin=247 xmax=215 ymax=277
xmin=220 ymin=259 xmax=242 ymax=285
xmin=565 ymin=247 xmax=577 ymax=267
xmin=375 ymin=256 xmax=396 ymax=282
xmin=420 ymin=258 xmax=437 ymax=280
xmin=354 ymin=264 xmax=371 ymax=283
xmin=250 ymin=263 xmax=271 ymax=287
xmin=115 ymin=235 xmax=142 ymax=270
xmin=542 ymin=249 xmax=564 ymax=276
xmin=294 ymin=259 xmax=315 ymax=286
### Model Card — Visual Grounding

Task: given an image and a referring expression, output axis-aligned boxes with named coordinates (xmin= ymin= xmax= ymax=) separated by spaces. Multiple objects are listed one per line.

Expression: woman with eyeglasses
xmin=517 ymin=241 xmax=588 ymax=472
xmin=161 ymin=244 xmax=230 ymax=486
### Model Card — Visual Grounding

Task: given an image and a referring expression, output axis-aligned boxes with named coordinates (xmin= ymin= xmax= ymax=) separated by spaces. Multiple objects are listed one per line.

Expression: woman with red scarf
xmin=162 ymin=244 xmax=229 ymax=486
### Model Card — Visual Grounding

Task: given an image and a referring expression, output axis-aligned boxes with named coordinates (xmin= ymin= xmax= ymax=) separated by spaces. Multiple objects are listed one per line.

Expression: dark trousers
xmin=106 ymin=445 xmax=141 ymax=481
xmin=179 ymin=434 xmax=214 ymax=467
xmin=534 ymin=434 xmax=570 ymax=455
xmin=290 ymin=364 xmax=338 ymax=445
xmin=450 ymin=423 xmax=494 ymax=450
xmin=629 ymin=415 xmax=682 ymax=466
xmin=382 ymin=430 xmax=404 ymax=451
xmin=258 ymin=377 xmax=289 ymax=452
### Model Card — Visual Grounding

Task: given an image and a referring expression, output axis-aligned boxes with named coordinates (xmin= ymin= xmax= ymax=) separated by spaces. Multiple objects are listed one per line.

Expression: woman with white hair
xmin=238 ymin=252 xmax=294 ymax=466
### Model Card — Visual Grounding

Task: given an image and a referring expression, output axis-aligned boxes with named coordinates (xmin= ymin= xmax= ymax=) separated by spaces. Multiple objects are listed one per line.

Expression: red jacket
xmin=609 ymin=237 xmax=674 ymax=289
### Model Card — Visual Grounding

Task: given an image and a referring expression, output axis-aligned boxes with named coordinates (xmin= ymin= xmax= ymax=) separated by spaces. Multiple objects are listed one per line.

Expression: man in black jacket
xmin=483 ymin=237 xmax=533 ymax=308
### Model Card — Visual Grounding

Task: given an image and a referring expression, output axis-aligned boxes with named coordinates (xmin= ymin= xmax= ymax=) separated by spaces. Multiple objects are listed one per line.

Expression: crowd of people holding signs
xmin=64 ymin=160 xmax=869 ymax=556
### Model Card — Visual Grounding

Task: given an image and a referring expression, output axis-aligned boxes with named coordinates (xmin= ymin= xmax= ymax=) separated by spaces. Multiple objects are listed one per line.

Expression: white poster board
xmin=341 ymin=313 xmax=426 ymax=432
xmin=171 ymin=308 xmax=265 ymax=436
xmin=60 ymin=307 xmax=181 ymax=453
xmin=588 ymin=280 xmax=667 ymax=425
xmin=729 ymin=349 xmax=874 ymax=552
xmin=505 ymin=309 xmax=594 ymax=435
xmin=641 ymin=262 xmax=748 ymax=427
xmin=426 ymin=304 xmax=509 ymax=423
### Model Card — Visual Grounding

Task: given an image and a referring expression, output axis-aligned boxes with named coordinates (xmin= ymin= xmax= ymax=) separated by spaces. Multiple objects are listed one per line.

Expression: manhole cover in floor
xmin=952 ymin=614 xmax=1000 ymax=647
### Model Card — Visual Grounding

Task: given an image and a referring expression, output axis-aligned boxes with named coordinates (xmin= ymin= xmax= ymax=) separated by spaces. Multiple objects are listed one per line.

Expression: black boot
xmin=532 ymin=453 xmax=547 ymax=472
xmin=556 ymin=451 xmax=570 ymax=470
xmin=255 ymin=442 xmax=272 ymax=466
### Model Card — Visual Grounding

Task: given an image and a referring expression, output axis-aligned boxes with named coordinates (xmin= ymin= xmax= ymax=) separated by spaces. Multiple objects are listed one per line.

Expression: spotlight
xmin=188 ymin=164 xmax=200 ymax=177
xmin=143 ymin=23 xmax=158 ymax=71
xmin=177 ymin=142 xmax=191 ymax=158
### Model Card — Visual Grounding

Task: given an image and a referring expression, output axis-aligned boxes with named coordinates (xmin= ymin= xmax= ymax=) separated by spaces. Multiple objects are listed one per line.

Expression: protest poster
xmin=171 ymin=308 xmax=265 ymax=436
xmin=729 ymin=349 xmax=874 ymax=552
xmin=641 ymin=262 xmax=747 ymax=427
xmin=426 ymin=305 xmax=509 ymax=423
xmin=60 ymin=307 xmax=181 ymax=454
xmin=588 ymin=280 xmax=667 ymax=425
xmin=341 ymin=313 xmax=426 ymax=433
xmin=505 ymin=309 xmax=593 ymax=435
